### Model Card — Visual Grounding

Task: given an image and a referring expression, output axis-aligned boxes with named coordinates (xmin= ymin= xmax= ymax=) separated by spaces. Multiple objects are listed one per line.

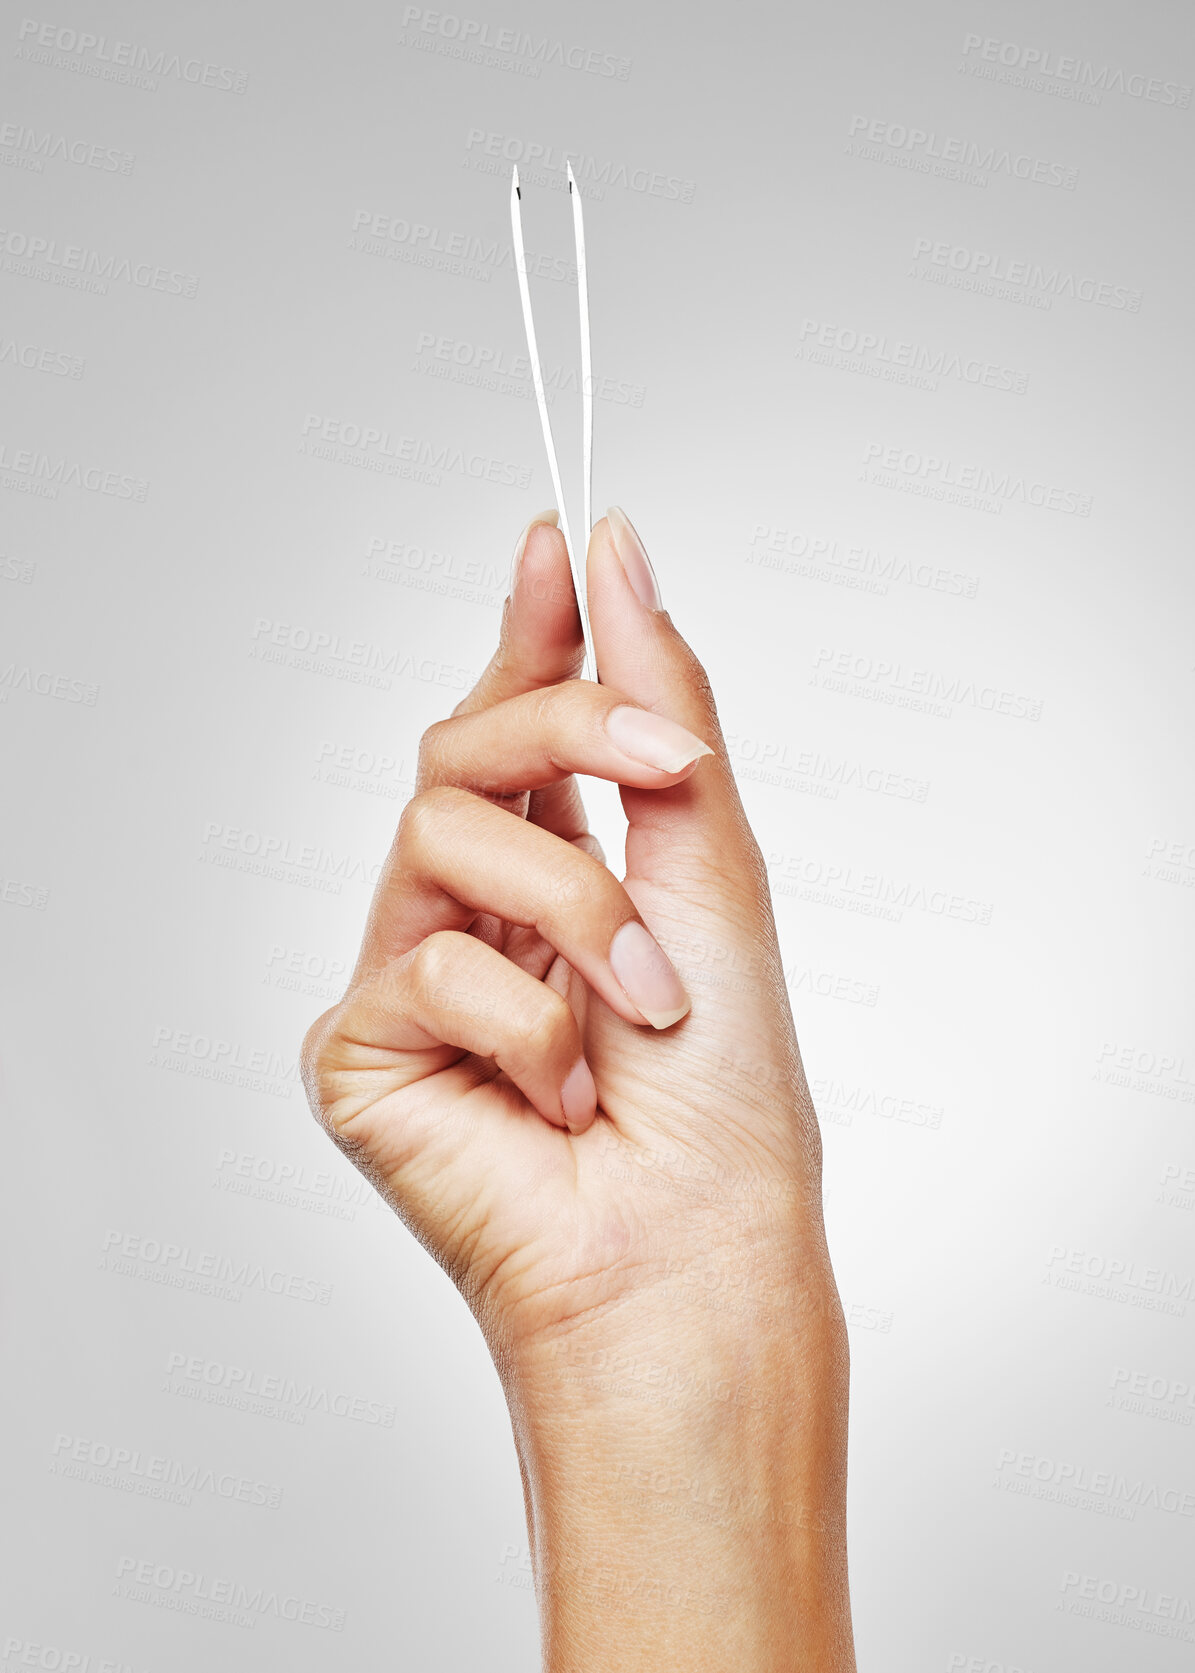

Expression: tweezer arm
xmin=509 ymin=163 xmax=597 ymax=682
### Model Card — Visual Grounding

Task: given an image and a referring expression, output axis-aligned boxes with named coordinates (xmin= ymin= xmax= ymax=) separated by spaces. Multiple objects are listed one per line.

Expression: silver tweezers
xmin=509 ymin=161 xmax=597 ymax=682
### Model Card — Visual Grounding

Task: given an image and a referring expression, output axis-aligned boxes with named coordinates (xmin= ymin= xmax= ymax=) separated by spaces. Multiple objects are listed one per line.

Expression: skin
xmin=302 ymin=509 xmax=856 ymax=1671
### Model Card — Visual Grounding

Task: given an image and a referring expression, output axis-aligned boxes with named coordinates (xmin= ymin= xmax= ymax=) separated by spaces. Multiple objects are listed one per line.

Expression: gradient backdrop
xmin=2 ymin=1 xmax=1193 ymax=1668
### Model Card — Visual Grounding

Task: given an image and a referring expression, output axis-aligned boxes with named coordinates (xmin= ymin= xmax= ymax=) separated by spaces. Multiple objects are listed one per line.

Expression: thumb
xmin=586 ymin=507 xmax=759 ymax=885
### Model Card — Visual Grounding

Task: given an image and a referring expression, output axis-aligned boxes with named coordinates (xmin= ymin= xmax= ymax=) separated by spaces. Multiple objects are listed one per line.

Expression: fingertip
xmin=510 ymin=508 xmax=559 ymax=592
xmin=585 ymin=510 xmax=672 ymax=666
xmin=640 ymin=998 xmax=691 ymax=1031
xmin=604 ymin=704 xmax=713 ymax=779
xmin=585 ymin=514 xmax=648 ymax=680
xmin=608 ymin=921 xmax=691 ymax=1034
xmin=586 ymin=512 xmax=727 ymax=777
xmin=510 ymin=517 xmax=585 ymax=675
xmin=605 ymin=505 xmax=663 ymax=610
xmin=673 ymin=743 xmax=715 ymax=777
xmin=513 ymin=515 xmax=567 ymax=603
xmin=561 ymin=1057 xmax=598 ymax=1134
xmin=584 ymin=514 xmax=616 ymax=607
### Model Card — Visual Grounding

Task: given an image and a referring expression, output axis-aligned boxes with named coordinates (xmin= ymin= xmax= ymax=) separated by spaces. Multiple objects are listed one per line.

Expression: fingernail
xmin=561 ymin=1058 xmax=597 ymax=1133
xmin=609 ymin=920 xmax=690 ymax=1030
xmin=511 ymin=508 xmax=560 ymax=592
xmin=606 ymin=505 xmax=663 ymax=610
xmin=606 ymin=705 xmax=713 ymax=774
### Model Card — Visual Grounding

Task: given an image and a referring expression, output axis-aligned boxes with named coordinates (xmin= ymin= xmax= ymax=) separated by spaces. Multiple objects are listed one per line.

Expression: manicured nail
xmin=606 ymin=705 xmax=713 ymax=774
xmin=561 ymin=1058 xmax=597 ymax=1133
xmin=511 ymin=508 xmax=560 ymax=592
xmin=606 ymin=505 xmax=663 ymax=610
xmin=609 ymin=920 xmax=690 ymax=1030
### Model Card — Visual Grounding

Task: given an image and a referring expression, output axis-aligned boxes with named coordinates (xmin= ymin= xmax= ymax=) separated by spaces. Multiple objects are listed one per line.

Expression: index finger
xmin=453 ymin=512 xmax=586 ymax=717
xmin=451 ymin=509 xmax=594 ymax=843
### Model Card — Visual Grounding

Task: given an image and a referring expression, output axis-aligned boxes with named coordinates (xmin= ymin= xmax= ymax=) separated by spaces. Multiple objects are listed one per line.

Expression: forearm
xmin=504 ymin=1260 xmax=855 ymax=1672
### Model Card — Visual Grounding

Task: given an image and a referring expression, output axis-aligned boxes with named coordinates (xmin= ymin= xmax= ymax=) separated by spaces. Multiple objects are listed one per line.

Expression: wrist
xmin=500 ymin=1259 xmax=855 ymax=1671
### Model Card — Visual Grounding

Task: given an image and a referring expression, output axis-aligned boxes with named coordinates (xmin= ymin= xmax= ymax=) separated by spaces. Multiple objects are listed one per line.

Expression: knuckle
xmin=556 ymin=678 xmax=601 ymax=733
xmin=540 ymin=853 xmax=609 ymax=917
xmin=416 ymin=717 xmax=453 ymax=783
xmin=409 ymin=930 xmax=460 ymax=1001
xmin=519 ymin=680 xmax=584 ymax=748
xmin=521 ymin=989 xmax=574 ymax=1059
xmin=682 ymin=649 xmax=718 ymax=720
xmin=397 ymin=783 xmax=469 ymax=854
xmin=572 ymin=831 xmax=607 ymax=867
xmin=523 ymin=684 xmax=558 ymax=731
xmin=299 ymin=1006 xmax=342 ymax=1124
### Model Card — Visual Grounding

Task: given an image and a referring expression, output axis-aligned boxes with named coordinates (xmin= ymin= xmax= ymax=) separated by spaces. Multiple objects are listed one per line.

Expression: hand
xmin=303 ymin=507 xmax=854 ymax=1670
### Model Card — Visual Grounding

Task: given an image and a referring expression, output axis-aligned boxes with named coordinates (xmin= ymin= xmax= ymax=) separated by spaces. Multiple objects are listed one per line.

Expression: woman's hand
xmin=302 ymin=507 xmax=854 ymax=1671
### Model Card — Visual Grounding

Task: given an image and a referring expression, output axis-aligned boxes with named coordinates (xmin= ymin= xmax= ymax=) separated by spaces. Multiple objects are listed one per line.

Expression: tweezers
xmin=509 ymin=161 xmax=597 ymax=683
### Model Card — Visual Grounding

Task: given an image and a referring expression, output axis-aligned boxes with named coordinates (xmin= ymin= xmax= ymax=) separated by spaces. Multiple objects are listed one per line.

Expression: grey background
xmin=2 ymin=0 xmax=1193 ymax=1667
